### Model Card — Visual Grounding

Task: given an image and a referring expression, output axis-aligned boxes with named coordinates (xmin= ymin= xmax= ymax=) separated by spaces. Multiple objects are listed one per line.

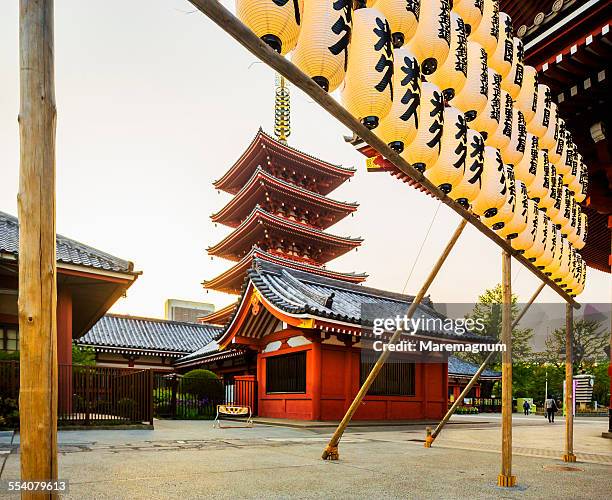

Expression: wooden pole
xmin=187 ymin=0 xmax=580 ymax=307
xmin=426 ymin=281 xmax=546 ymax=446
xmin=18 ymin=0 xmax=58 ymax=493
xmin=563 ymin=303 xmax=576 ymax=462
xmin=320 ymin=218 xmax=467 ymax=460
xmin=498 ymin=250 xmax=516 ymax=487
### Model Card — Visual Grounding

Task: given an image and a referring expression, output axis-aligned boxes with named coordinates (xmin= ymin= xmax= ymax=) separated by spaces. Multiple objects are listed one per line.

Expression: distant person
xmin=545 ymin=397 xmax=558 ymax=423
xmin=523 ymin=400 xmax=530 ymax=415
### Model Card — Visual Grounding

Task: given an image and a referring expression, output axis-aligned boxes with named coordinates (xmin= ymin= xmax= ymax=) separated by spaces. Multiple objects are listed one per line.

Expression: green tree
xmin=459 ymin=283 xmax=534 ymax=366
xmin=72 ymin=344 xmax=96 ymax=366
xmin=590 ymin=362 xmax=610 ymax=406
xmin=544 ymin=319 xmax=608 ymax=370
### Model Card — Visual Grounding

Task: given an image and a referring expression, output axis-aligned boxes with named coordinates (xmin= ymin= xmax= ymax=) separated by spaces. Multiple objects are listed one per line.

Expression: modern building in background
xmin=164 ymin=299 xmax=214 ymax=324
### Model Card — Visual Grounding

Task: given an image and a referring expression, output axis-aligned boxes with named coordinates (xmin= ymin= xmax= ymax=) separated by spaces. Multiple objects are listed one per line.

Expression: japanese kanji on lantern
xmin=236 ymin=0 xmax=303 ymax=54
xmin=401 ymin=81 xmax=444 ymax=171
xmin=342 ymin=6 xmax=393 ymax=129
xmin=534 ymin=215 xmax=556 ymax=271
xmin=452 ymin=40 xmax=489 ymax=121
xmin=543 ymin=227 xmax=562 ymax=276
xmin=470 ymin=145 xmax=508 ymax=219
xmin=404 ymin=0 xmax=451 ymax=74
xmin=486 ymin=90 xmax=513 ymax=150
xmin=469 ymin=0 xmax=499 ymax=54
xmin=425 ymin=106 xmax=467 ymax=193
xmin=527 ymin=84 xmax=552 ymax=138
xmin=489 ymin=11 xmax=513 ymax=78
xmin=548 ymin=117 xmax=565 ymax=164
xmin=501 ymin=37 xmax=523 ymax=98
xmin=483 ymin=163 xmax=516 ymax=230
xmin=449 ymin=128 xmax=484 ymax=207
xmin=516 ymin=65 xmax=538 ymax=124
xmin=526 ymin=148 xmax=551 ymax=203
xmin=500 ymin=108 xmax=526 ymax=165
xmin=514 ymin=133 xmax=538 ymax=190
xmin=292 ymin=0 xmax=351 ymax=92
xmin=496 ymin=179 xmax=528 ymax=239
xmin=374 ymin=0 xmax=420 ymax=48
xmin=510 ymin=197 xmax=538 ymax=253
xmin=470 ymin=69 xmax=501 ymax=138
xmin=452 ymin=0 xmax=483 ymax=35
xmin=539 ymin=101 xmax=558 ymax=151
xmin=522 ymin=205 xmax=546 ymax=262
xmin=428 ymin=11 xmax=468 ymax=101
xmin=374 ymin=45 xmax=420 ymax=152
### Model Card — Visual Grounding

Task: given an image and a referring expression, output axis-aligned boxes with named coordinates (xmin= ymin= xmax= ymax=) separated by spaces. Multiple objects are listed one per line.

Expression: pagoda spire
xmin=274 ymin=74 xmax=290 ymax=144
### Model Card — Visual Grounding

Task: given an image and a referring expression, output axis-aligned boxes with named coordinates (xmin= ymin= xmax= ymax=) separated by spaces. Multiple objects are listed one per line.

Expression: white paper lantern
xmin=514 ymin=133 xmax=538 ymax=189
xmin=484 ymin=163 xmax=516 ymax=230
xmin=470 ymin=69 xmax=501 ymax=138
xmin=426 ymin=106 xmax=468 ymax=193
xmin=237 ymin=0 xmax=303 ymax=55
xmin=526 ymin=84 xmax=551 ymax=138
xmin=538 ymin=160 xmax=556 ymax=213
xmin=559 ymin=189 xmax=574 ymax=238
xmin=539 ymin=102 xmax=558 ymax=151
xmin=489 ymin=11 xmax=513 ymax=77
xmin=486 ymin=89 xmax=513 ymax=150
xmin=567 ymin=201 xmax=581 ymax=246
xmin=546 ymin=170 xmax=562 ymax=222
xmin=568 ymin=151 xmax=584 ymax=200
xmin=555 ymin=128 xmax=573 ymax=178
xmin=548 ymin=116 xmax=565 ymax=165
xmin=510 ymin=197 xmax=538 ymax=253
xmin=292 ymin=0 xmax=352 ymax=92
xmin=574 ymin=155 xmax=588 ymax=203
xmin=550 ymin=179 xmax=567 ymax=228
xmin=342 ymin=7 xmax=394 ymax=129
xmin=496 ymin=179 xmax=528 ymax=239
xmin=450 ymin=128 xmax=484 ymax=207
xmin=471 ymin=146 xmax=508 ymax=218
xmin=543 ymin=226 xmax=563 ymax=277
xmin=564 ymin=140 xmax=580 ymax=191
xmin=453 ymin=0 xmax=483 ymax=35
xmin=500 ymin=108 xmax=526 ymax=165
xmin=469 ymin=0 xmax=499 ymax=54
xmin=516 ymin=65 xmax=538 ymax=124
xmin=453 ymin=41 xmax=489 ymax=121
xmin=405 ymin=0 xmax=451 ymax=74
xmin=401 ymin=81 xmax=445 ymax=171
xmin=375 ymin=46 xmax=421 ymax=152
xmin=428 ymin=12 xmax=468 ymax=101
xmin=501 ymin=37 xmax=524 ymax=98
xmin=523 ymin=204 xmax=546 ymax=262
xmin=526 ymin=148 xmax=550 ymax=202
xmin=534 ymin=214 xmax=556 ymax=271
xmin=374 ymin=0 xmax=420 ymax=47
xmin=574 ymin=211 xmax=587 ymax=250
xmin=552 ymin=236 xmax=571 ymax=284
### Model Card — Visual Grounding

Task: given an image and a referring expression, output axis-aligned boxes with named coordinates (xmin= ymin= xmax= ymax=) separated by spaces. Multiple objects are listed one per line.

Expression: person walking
xmin=523 ymin=400 xmax=530 ymax=415
xmin=545 ymin=397 xmax=558 ymax=423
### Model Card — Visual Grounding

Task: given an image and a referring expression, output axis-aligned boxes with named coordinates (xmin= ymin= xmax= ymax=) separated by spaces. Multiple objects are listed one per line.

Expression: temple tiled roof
xmin=448 ymin=356 xmax=502 ymax=379
xmin=0 ymin=211 xmax=135 ymax=274
xmin=77 ymin=314 xmax=222 ymax=356
xmin=176 ymin=260 xmax=495 ymax=366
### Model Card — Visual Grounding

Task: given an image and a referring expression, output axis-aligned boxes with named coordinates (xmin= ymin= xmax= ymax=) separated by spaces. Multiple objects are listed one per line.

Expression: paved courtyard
xmin=1 ymin=415 xmax=610 ymax=499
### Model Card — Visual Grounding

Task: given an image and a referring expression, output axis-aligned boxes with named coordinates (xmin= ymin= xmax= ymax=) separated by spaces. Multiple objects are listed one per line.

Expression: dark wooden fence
xmin=0 ymin=361 xmax=153 ymax=427
xmin=154 ymin=374 xmax=257 ymax=419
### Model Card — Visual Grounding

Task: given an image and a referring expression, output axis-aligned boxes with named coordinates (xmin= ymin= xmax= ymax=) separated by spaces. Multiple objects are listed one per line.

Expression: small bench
xmin=213 ymin=404 xmax=253 ymax=428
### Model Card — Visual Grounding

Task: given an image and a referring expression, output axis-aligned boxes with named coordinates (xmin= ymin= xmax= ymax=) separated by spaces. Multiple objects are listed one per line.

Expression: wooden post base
xmin=497 ymin=474 xmax=517 ymax=487
xmin=424 ymin=427 xmax=433 ymax=448
xmin=322 ymin=445 xmax=339 ymax=460
xmin=562 ymin=453 xmax=577 ymax=463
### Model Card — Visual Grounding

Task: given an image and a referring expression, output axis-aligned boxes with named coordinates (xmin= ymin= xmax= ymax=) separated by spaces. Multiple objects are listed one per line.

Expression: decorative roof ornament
xmin=274 ymin=73 xmax=291 ymax=144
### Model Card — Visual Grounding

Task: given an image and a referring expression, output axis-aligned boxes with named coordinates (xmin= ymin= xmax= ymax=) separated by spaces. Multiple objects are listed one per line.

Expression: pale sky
xmin=0 ymin=0 xmax=609 ymax=320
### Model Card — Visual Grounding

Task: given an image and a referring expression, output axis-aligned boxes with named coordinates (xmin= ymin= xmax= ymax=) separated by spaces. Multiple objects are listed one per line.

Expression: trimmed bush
xmin=182 ymin=369 xmax=223 ymax=401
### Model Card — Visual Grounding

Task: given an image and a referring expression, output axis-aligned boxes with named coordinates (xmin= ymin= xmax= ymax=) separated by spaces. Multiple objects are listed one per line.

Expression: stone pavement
xmin=0 ymin=415 xmax=610 ymax=499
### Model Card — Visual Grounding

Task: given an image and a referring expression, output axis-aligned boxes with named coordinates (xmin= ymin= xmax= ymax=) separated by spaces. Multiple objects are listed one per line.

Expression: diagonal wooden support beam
xmin=426 ymin=281 xmax=546 ymax=447
xmin=321 ymin=218 xmax=468 ymax=460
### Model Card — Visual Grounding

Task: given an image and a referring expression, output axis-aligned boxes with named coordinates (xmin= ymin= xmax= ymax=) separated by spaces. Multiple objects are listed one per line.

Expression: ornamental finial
xmin=274 ymin=73 xmax=290 ymax=144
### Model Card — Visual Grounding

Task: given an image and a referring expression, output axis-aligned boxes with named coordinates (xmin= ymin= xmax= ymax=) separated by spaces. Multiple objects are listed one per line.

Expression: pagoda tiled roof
xmin=176 ymin=260 xmax=494 ymax=366
xmin=211 ymin=167 xmax=358 ymax=229
xmin=207 ymin=206 xmax=363 ymax=263
xmin=448 ymin=356 xmax=502 ymax=379
xmin=213 ymin=129 xmax=355 ymax=196
xmin=203 ymin=246 xmax=367 ymax=294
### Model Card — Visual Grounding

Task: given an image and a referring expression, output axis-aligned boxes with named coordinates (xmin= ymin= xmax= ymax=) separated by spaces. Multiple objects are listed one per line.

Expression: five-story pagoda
xmin=202 ymin=78 xmax=365 ymax=322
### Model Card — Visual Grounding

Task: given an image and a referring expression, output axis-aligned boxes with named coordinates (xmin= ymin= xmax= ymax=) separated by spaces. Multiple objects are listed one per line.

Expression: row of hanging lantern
xmin=235 ymin=0 xmax=588 ymax=295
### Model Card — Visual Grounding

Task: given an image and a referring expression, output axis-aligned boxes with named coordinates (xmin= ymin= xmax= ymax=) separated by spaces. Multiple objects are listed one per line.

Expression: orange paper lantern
xmin=469 ymin=0 xmax=499 ymax=54
xmin=452 ymin=41 xmax=489 ymax=121
xmin=499 ymin=108 xmax=526 ymax=165
xmin=471 ymin=145 xmax=508 ymax=219
xmin=501 ymin=37 xmax=524 ymax=98
xmin=486 ymin=89 xmax=513 ymax=150
xmin=450 ymin=128 xmax=484 ymax=207
xmin=516 ymin=65 xmax=538 ymax=124
xmin=489 ymin=11 xmax=513 ymax=78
